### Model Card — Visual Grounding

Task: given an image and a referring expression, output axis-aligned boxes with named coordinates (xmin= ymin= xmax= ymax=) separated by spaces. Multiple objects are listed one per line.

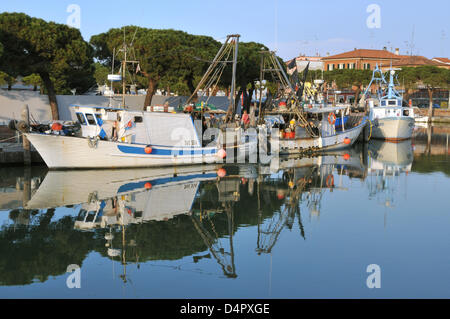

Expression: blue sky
xmin=1 ymin=0 xmax=449 ymax=60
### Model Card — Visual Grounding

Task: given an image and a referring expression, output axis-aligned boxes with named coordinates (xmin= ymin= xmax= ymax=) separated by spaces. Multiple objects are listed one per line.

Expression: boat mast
xmin=215 ymin=34 xmax=241 ymax=123
xmin=258 ymin=51 xmax=265 ymax=124
xmin=122 ymin=43 xmax=127 ymax=108
xmin=228 ymin=35 xmax=240 ymax=121
xmin=118 ymin=39 xmax=139 ymax=109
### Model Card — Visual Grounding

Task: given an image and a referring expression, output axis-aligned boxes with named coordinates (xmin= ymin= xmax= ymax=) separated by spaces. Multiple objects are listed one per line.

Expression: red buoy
xmin=51 ymin=123 xmax=63 ymax=131
xmin=127 ymin=121 xmax=133 ymax=128
xmin=144 ymin=182 xmax=152 ymax=189
xmin=343 ymin=153 xmax=350 ymax=160
xmin=217 ymin=168 xmax=227 ymax=178
xmin=343 ymin=138 xmax=351 ymax=145
xmin=217 ymin=149 xmax=227 ymax=159
xmin=144 ymin=146 xmax=153 ymax=154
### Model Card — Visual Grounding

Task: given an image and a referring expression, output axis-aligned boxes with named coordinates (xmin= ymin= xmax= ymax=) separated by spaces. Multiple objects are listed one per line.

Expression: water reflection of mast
xmin=256 ymin=168 xmax=311 ymax=254
xmin=190 ymin=201 xmax=237 ymax=278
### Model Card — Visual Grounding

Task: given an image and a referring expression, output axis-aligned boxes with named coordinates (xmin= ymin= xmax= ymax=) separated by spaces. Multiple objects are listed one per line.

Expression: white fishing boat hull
xmin=25 ymin=133 xmax=222 ymax=169
xmin=272 ymin=117 xmax=367 ymax=155
xmin=370 ymin=117 xmax=414 ymax=141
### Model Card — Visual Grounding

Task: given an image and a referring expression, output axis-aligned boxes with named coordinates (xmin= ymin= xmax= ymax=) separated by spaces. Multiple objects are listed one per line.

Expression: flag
xmin=287 ymin=59 xmax=297 ymax=75
xmin=297 ymin=62 xmax=310 ymax=98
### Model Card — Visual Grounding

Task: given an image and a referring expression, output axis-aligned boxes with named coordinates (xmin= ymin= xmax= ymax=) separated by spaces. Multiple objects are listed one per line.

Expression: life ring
xmin=326 ymin=174 xmax=334 ymax=187
xmin=328 ymin=112 xmax=336 ymax=125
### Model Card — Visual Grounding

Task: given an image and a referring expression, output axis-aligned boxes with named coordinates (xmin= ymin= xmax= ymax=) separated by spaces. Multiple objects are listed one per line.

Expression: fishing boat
xmin=24 ymin=36 xmax=253 ymax=169
xmin=257 ymin=51 xmax=367 ymax=155
xmin=363 ymin=65 xmax=415 ymax=141
xmin=25 ymin=105 xmax=228 ymax=169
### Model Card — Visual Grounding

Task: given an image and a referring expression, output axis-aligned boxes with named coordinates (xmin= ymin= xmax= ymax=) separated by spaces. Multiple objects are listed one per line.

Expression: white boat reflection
xmin=256 ymin=148 xmax=367 ymax=254
xmin=25 ymin=165 xmax=221 ymax=224
xmin=366 ymin=140 xmax=413 ymax=209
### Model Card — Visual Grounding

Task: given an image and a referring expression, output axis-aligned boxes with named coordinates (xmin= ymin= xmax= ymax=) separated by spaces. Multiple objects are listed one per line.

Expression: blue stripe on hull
xmin=117 ymin=173 xmax=217 ymax=193
xmin=117 ymin=145 xmax=217 ymax=156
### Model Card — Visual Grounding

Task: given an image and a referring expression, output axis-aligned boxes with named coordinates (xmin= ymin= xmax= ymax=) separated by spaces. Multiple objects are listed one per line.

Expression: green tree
xmin=22 ymin=73 xmax=42 ymax=91
xmin=0 ymin=71 xmax=15 ymax=89
xmin=414 ymin=66 xmax=449 ymax=119
xmin=233 ymin=42 xmax=271 ymax=113
xmin=323 ymin=69 xmax=372 ymax=106
xmin=0 ymin=13 xmax=95 ymax=120
xmin=90 ymin=27 xmax=220 ymax=108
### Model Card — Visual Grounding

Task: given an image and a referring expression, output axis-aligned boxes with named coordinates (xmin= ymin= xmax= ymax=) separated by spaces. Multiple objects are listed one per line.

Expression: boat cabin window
xmin=134 ymin=116 xmax=143 ymax=123
xmin=85 ymin=113 xmax=97 ymax=126
xmin=388 ymin=100 xmax=397 ymax=106
xmin=381 ymin=101 xmax=386 ymax=106
xmin=76 ymin=113 xmax=87 ymax=125
xmin=95 ymin=114 xmax=103 ymax=125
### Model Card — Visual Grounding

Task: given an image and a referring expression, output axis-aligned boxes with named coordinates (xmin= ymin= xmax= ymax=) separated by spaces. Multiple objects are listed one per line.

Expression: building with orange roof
xmin=380 ymin=55 xmax=449 ymax=71
xmin=431 ymin=57 xmax=450 ymax=69
xmin=321 ymin=48 xmax=401 ymax=71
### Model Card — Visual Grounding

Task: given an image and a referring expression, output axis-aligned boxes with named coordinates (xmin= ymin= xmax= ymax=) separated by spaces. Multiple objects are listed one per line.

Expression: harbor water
xmin=0 ymin=125 xmax=449 ymax=299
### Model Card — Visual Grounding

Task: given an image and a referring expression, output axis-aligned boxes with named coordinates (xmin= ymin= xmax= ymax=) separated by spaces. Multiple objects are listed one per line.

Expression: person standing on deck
xmin=241 ymin=110 xmax=250 ymax=129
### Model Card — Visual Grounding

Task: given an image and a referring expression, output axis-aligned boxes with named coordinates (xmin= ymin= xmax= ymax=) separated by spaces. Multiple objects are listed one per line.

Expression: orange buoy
xmin=144 ymin=146 xmax=153 ymax=154
xmin=343 ymin=138 xmax=351 ymax=145
xmin=51 ymin=123 xmax=63 ymax=131
xmin=343 ymin=153 xmax=350 ymax=160
xmin=144 ymin=182 xmax=152 ymax=189
xmin=326 ymin=174 xmax=334 ymax=187
xmin=127 ymin=121 xmax=133 ymax=128
xmin=328 ymin=112 xmax=336 ymax=125
xmin=276 ymin=189 xmax=285 ymax=200
xmin=217 ymin=149 xmax=227 ymax=159
xmin=217 ymin=168 xmax=227 ymax=178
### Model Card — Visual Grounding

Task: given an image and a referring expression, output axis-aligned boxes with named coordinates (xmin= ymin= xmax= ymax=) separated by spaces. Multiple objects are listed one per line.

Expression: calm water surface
xmin=0 ymin=126 xmax=449 ymax=299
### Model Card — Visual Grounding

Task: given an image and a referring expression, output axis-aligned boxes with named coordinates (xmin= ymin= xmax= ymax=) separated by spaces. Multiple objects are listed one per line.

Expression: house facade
xmin=321 ymin=48 xmax=401 ymax=71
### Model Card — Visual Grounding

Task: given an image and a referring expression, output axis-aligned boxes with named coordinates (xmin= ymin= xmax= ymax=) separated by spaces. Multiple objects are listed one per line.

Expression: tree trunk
xmin=144 ymin=78 xmax=158 ymax=109
xmin=353 ymin=85 xmax=361 ymax=108
xmin=226 ymin=87 xmax=242 ymax=123
xmin=427 ymin=87 xmax=433 ymax=123
xmin=40 ymin=72 xmax=59 ymax=120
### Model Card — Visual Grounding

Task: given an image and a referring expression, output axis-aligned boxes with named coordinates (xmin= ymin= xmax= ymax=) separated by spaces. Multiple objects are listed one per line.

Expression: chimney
xmin=383 ymin=46 xmax=387 ymax=51
xmin=395 ymin=48 xmax=400 ymax=55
